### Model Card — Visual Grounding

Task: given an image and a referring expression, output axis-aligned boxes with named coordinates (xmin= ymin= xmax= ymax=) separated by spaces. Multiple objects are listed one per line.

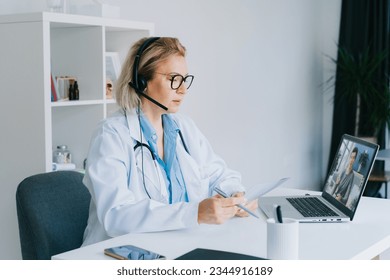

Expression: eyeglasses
xmin=155 ymin=72 xmax=194 ymax=90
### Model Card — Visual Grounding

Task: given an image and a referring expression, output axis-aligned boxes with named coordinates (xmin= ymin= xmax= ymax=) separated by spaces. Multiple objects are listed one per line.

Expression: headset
xmin=128 ymin=37 xmax=168 ymax=111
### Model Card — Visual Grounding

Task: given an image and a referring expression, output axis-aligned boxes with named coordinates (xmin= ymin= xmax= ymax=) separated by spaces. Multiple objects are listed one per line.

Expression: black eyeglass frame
xmin=155 ymin=72 xmax=194 ymax=90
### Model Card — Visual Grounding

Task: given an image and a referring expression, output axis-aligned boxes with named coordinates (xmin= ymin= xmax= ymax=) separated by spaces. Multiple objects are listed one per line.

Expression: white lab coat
xmin=82 ymin=109 xmax=245 ymax=246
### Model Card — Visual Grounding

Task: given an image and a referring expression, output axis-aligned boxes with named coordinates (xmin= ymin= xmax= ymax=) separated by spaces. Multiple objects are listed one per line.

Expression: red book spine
xmin=51 ymin=74 xmax=58 ymax=101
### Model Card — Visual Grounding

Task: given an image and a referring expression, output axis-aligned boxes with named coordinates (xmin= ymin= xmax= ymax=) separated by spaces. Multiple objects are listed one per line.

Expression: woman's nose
xmin=177 ymin=82 xmax=187 ymax=94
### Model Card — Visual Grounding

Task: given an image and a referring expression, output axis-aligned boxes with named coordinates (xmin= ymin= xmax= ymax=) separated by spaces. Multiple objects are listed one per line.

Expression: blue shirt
xmin=139 ymin=113 xmax=189 ymax=203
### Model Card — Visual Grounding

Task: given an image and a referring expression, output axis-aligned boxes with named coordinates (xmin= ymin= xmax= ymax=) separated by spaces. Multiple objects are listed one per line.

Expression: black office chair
xmin=16 ymin=171 xmax=91 ymax=260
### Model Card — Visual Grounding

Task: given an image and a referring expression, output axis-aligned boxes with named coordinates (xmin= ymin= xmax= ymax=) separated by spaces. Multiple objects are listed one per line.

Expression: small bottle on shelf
xmin=52 ymin=145 xmax=76 ymax=171
xmin=53 ymin=145 xmax=72 ymax=164
xmin=69 ymin=83 xmax=75 ymax=100
xmin=73 ymin=81 xmax=79 ymax=100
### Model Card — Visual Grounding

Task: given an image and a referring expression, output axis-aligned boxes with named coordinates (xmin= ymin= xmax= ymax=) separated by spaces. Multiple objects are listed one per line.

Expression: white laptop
xmin=258 ymin=134 xmax=379 ymax=222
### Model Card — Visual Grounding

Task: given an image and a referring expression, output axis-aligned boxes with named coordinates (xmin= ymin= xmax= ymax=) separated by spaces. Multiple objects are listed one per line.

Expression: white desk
xmin=53 ymin=188 xmax=390 ymax=260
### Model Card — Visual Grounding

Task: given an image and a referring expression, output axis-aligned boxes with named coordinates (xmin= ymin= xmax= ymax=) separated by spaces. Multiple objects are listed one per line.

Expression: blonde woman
xmin=82 ymin=37 xmax=257 ymax=246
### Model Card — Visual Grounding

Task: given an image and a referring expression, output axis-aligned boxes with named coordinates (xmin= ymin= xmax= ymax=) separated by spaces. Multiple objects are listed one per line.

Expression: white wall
xmin=320 ymin=0 xmax=341 ymax=176
xmin=0 ymin=0 xmax=341 ymax=259
xmin=110 ymin=0 xmax=341 ymax=189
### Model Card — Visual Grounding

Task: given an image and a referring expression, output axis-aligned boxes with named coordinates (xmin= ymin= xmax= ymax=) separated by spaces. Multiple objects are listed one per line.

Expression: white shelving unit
xmin=0 ymin=12 xmax=154 ymax=259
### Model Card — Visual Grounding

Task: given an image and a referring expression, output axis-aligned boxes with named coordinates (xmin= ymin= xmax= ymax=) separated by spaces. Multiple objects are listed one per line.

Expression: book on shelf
xmin=105 ymin=52 xmax=121 ymax=81
xmin=52 ymin=162 xmax=76 ymax=171
xmin=50 ymin=73 xmax=58 ymax=101
xmin=56 ymin=76 xmax=77 ymax=101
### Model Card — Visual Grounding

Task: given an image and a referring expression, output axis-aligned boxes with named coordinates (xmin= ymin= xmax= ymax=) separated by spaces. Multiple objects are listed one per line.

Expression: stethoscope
xmin=133 ymin=130 xmax=189 ymax=160
xmin=124 ymin=109 xmax=190 ymax=200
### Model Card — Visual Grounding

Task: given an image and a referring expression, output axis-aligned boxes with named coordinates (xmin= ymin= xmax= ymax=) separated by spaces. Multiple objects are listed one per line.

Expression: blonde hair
xmin=115 ymin=37 xmax=186 ymax=110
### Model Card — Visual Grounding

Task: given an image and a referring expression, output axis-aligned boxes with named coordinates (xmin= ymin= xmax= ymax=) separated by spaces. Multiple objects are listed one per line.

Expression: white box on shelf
xmin=72 ymin=4 xmax=121 ymax=18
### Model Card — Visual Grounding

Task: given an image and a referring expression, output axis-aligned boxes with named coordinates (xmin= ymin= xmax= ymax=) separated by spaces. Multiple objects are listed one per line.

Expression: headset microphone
xmin=128 ymin=81 xmax=168 ymax=111
xmin=129 ymin=37 xmax=168 ymax=111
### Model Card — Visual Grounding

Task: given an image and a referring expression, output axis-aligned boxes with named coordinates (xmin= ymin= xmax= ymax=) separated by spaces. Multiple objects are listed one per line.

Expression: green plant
xmin=326 ymin=47 xmax=390 ymax=138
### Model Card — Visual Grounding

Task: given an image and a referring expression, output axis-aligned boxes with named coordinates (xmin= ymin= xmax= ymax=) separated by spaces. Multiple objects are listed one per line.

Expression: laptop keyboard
xmin=286 ymin=197 xmax=339 ymax=217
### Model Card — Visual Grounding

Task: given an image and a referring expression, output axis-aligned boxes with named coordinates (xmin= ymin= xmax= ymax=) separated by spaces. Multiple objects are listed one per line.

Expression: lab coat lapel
xmin=176 ymin=140 xmax=210 ymax=202
xmin=125 ymin=109 xmax=142 ymax=143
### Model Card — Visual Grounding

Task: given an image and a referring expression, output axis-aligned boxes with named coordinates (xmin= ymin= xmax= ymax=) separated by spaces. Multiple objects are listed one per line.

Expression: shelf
xmin=1 ymin=12 xmax=150 ymax=170
xmin=51 ymin=99 xmax=116 ymax=107
xmin=0 ymin=12 xmax=154 ymax=32
xmin=0 ymin=11 xmax=154 ymax=261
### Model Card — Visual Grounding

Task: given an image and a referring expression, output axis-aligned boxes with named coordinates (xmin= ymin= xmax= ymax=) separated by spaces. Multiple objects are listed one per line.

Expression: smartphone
xmin=104 ymin=245 xmax=166 ymax=260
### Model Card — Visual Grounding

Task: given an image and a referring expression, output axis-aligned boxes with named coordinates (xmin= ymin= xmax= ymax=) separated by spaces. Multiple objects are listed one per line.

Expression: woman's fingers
xmin=198 ymin=195 xmax=244 ymax=224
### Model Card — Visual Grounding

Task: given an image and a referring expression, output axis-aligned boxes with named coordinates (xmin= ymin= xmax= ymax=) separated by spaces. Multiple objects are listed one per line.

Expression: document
xmin=245 ymin=177 xmax=290 ymax=201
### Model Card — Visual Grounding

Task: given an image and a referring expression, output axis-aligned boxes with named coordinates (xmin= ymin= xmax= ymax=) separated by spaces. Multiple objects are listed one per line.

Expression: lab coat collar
xmin=124 ymin=108 xmax=144 ymax=144
xmin=125 ymin=109 xmax=180 ymax=145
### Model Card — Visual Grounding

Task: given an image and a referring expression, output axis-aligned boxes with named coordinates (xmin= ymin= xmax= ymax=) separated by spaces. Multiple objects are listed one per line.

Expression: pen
xmin=214 ymin=187 xmax=259 ymax=219
xmin=275 ymin=205 xmax=283 ymax=223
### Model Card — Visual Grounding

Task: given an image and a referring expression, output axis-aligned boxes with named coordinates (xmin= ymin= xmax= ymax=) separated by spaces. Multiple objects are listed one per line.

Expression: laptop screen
xmin=322 ymin=134 xmax=379 ymax=218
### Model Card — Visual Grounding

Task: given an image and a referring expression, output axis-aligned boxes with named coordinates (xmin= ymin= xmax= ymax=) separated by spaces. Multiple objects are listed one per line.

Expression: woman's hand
xmin=232 ymin=192 xmax=259 ymax=217
xmin=198 ymin=195 xmax=245 ymax=224
xmin=235 ymin=199 xmax=259 ymax=217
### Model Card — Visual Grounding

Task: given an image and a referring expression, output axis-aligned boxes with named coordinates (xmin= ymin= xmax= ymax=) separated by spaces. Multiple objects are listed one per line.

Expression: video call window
xmin=323 ymin=138 xmax=377 ymax=212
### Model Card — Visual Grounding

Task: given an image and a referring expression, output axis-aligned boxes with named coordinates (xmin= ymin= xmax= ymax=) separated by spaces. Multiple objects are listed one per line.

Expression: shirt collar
xmin=139 ymin=111 xmax=157 ymax=145
xmin=162 ymin=114 xmax=180 ymax=134
xmin=139 ymin=112 xmax=180 ymax=144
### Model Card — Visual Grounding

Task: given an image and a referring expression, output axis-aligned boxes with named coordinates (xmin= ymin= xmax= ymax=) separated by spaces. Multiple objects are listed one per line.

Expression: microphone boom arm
xmin=128 ymin=82 xmax=168 ymax=111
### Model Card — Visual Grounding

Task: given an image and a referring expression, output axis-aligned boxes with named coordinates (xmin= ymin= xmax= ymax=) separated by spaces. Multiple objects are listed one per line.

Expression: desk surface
xmin=53 ymin=188 xmax=390 ymax=260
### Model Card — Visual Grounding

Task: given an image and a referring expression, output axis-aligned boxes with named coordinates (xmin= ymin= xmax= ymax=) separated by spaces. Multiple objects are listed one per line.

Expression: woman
xmin=82 ymin=37 xmax=257 ymax=246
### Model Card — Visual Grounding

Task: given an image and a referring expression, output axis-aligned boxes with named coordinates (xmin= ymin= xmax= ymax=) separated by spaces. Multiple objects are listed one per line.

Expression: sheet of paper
xmin=245 ymin=177 xmax=290 ymax=201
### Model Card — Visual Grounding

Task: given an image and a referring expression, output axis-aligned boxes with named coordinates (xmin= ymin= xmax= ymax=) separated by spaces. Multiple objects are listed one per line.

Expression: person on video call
xmin=82 ymin=37 xmax=258 ymax=246
xmin=332 ymin=147 xmax=359 ymax=204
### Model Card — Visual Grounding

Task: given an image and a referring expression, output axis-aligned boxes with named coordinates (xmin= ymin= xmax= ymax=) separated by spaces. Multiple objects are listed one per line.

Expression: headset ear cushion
xmin=138 ymin=75 xmax=148 ymax=92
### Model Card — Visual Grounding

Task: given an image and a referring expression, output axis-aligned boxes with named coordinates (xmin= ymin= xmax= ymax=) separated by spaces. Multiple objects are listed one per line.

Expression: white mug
xmin=267 ymin=218 xmax=299 ymax=260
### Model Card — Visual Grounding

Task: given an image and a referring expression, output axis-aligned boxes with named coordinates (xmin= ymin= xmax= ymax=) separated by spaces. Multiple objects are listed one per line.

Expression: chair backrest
xmin=16 ymin=171 xmax=91 ymax=260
